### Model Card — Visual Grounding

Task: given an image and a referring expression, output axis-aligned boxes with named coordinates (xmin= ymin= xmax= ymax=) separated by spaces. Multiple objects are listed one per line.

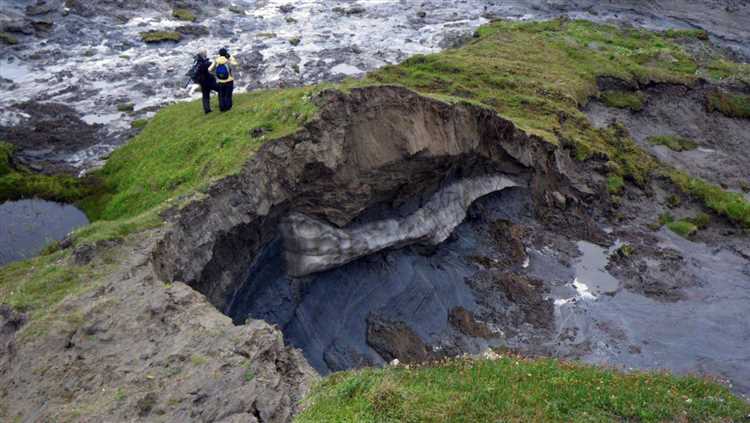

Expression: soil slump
xmin=153 ymin=86 xmax=569 ymax=372
xmin=154 ymin=86 xmax=750 ymax=396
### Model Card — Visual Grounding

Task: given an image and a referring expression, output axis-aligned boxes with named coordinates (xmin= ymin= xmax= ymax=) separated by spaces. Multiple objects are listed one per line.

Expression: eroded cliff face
xmin=153 ymin=85 xmax=576 ymax=310
xmin=150 ymin=85 xmax=593 ymax=374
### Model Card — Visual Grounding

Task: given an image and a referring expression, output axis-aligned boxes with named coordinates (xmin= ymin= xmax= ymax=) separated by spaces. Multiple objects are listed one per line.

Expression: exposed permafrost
xmin=282 ymin=175 xmax=519 ymax=276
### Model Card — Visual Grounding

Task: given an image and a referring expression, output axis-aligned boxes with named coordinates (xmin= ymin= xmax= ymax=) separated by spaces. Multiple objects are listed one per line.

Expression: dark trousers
xmin=200 ymin=82 xmax=213 ymax=113
xmin=218 ymin=81 xmax=234 ymax=112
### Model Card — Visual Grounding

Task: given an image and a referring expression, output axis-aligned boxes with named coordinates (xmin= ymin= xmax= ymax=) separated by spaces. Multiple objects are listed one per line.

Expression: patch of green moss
xmin=298 ymin=357 xmax=750 ymax=422
xmin=117 ymin=103 xmax=134 ymax=112
xmin=172 ymin=8 xmax=196 ymax=22
xmin=648 ymin=135 xmax=698 ymax=151
xmin=0 ymin=32 xmax=18 ymax=45
xmin=658 ymin=212 xmax=674 ymax=226
xmin=706 ymin=90 xmax=750 ymax=119
xmin=667 ymin=220 xmax=698 ymax=238
xmin=601 ymin=90 xmax=645 ymax=111
xmin=669 ymin=170 xmax=750 ymax=228
xmin=689 ymin=212 xmax=711 ymax=229
xmin=139 ymin=31 xmax=182 ymax=43
xmin=607 ymin=175 xmax=624 ymax=194
xmin=0 ymin=142 xmax=100 ymax=204
xmin=663 ymin=28 xmax=709 ymax=41
xmin=131 ymin=119 xmax=149 ymax=129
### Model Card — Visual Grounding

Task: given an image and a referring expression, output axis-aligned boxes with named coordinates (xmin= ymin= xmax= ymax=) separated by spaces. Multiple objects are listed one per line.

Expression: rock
xmin=176 ymin=24 xmax=209 ymax=37
xmin=366 ymin=315 xmax=434 ymax=364
xmin=278 ymin=4 xmax=295 ymax=14
xmin=417 ymin=11 xmax=427 ymax=18
xmin=551 ymin=190 xmax=567 ymax=209
xmin=31 ymin=18 xmax=54 ymax=32
xmin=25 ymin=2 xmax=57 ymax=16
xmin=2 ymin=19 xmax=35 ymax=35
xmin=136 ymin=392 xmax=158 ymax=417
xmin=72 ymin=244 xmax=96 ymax=265
xmin=448 ymin=307 xmax=495 ymax=339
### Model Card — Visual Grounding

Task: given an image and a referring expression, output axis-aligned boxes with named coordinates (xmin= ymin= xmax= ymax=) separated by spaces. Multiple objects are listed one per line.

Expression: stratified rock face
xmin=282 ymin=175 xmax=519 ymax=277
xmin=153 ymin=85 xmax=572 ymax=311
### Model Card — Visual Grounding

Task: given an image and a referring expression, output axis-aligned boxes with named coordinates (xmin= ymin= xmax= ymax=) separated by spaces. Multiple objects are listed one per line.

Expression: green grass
xmin=0 ymin=250 xmax=93 ymax=319
xmin=647 ymin=135 xmax=698 ymax=152
xmin=669 ymin=170 xmax=750 ymax=228
xmin=139 ymin=31 xmax=182 ymax=43
xmin=83 ymin=87 xmax=317 ymax=220
xmin=706 ymin=90 xmax=750 ymax=119
xmin=607 ymin=175 xmax=624 ymax=194
xmin=172 ymin=8 xmax=196 ymax=22
xmin=297 ymin=357 xmax=750 ymax=423
xmin=667 ymin=220 xmax=698 ymax=238
xmin=131 ymin=119 xmax=149 ymax=129
xmin=601 ymin=90 xmax=645 ymax=111
xmin=0 ymin=142 xmax=100 ymax=204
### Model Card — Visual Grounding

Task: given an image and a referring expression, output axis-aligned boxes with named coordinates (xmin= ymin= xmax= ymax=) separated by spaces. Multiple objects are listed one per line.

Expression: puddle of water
xmin=0 ymin=199 xmax=89 ymax=266
xmin=572 ymin=240 xmax=621 ymax=298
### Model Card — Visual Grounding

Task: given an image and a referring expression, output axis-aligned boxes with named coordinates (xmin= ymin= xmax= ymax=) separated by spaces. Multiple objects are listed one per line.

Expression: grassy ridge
xmin=84 ymin=87 xmax=317 ymax=220
xmin=297 ymin=357 xmax=750 ymax=422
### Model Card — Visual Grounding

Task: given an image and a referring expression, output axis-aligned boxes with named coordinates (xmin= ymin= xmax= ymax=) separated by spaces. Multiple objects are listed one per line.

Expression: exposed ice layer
xmin=282 ymin=175 xmax=518 ymax=276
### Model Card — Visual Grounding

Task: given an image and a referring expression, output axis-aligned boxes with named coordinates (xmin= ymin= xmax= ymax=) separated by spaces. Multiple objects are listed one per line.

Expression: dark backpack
xmin=187 ymin=60 xmax=201 ymax=83
xmin=216 ymin=63 xmax=230 ymax=80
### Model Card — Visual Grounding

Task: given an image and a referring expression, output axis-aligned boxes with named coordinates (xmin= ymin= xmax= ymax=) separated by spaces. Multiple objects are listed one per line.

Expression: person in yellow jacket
xmin=208 ymin=48 xmax=239 ymax=112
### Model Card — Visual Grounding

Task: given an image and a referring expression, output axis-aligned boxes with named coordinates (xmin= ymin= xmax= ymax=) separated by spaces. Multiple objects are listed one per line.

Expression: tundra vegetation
xmin=2 ymin=19 xmax=750 ymax=417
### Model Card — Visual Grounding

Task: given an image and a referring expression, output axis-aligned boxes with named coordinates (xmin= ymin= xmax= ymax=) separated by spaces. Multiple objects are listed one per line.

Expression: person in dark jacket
xmin=195 ymin=49 xmax=216 ymax=114
xmin=209 ymin=48 xmax=238 ymax=112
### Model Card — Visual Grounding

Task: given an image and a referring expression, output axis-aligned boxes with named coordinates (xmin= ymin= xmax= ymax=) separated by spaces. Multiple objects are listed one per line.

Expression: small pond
xmin=0 ymin=199 xmax=89 ymax=266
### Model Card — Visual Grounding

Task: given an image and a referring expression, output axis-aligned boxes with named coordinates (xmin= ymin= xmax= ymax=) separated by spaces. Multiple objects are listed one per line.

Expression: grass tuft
xmin=140 ymin=31 xmax=182 ymax=43
xmin=667 ymin=220 xmax=698 ymax=238
xmin=607 ymin=175 xmax=624 ymax=194
xmin=669 ymin=170 xmax=750 ymax=228
xmin=648 ymin=135 xmax=698 ymax=151
xmin=172 ymin=8 xmax=196 ymax=22
xmin=601 ymin=90 xmax=645 ymax=111
xmin=706 ymin=90 xmax=750 ymax=119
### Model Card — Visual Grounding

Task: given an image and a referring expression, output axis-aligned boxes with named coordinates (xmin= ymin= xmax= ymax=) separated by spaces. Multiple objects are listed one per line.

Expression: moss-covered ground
xmin=297 ymin=357 xmax=750 ymax=422
xmin=0 ymin=142 xmax=100 ymax=203
xmin=3 ymin=19 xmax=750 ymax=414
xmin=647 ymin=135 xmax=698 ymax=152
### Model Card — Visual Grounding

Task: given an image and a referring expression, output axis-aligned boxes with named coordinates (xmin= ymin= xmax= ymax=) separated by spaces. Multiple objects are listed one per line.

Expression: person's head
xmin=219 ymin=48 xmax=229 ymax=58
xmin=197 ymin=48 xmax=208 ymax=58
